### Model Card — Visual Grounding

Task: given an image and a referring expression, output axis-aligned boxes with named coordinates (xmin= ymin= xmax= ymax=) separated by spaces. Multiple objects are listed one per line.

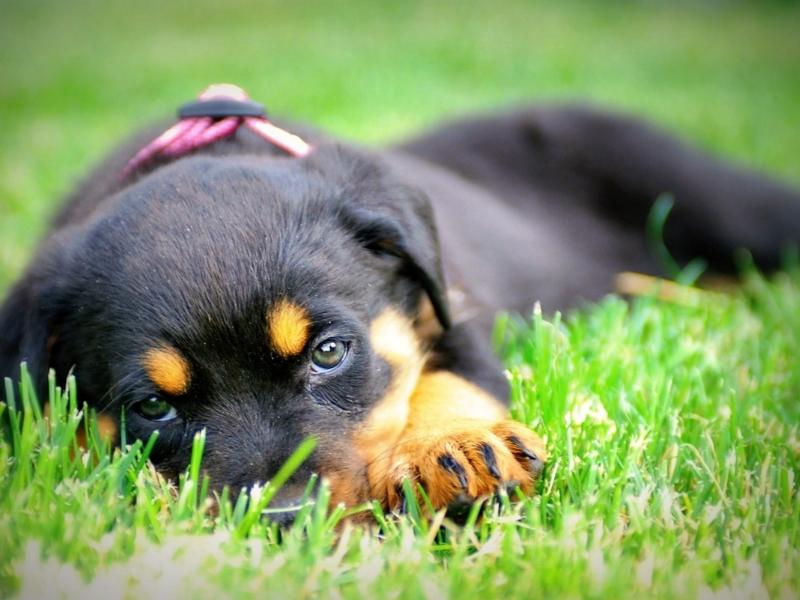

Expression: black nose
xmin=229 ymin=480 xmax=317 ymax=528
xmin=264 ymin=493 xmax=311 ymax=527
xmin=266 ymin=506 xmax=300 ymax=527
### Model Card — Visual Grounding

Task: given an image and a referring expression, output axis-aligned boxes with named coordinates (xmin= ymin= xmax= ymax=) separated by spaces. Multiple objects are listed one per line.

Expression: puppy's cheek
xmin=326 ymin=468 xmax=371 ymax=509
xmin=74 ymin=413 xmax=119 ymax=450
xmin=315 ymin=434 xmax=372 ymax=508
xmin=96 ymin=414 xmax=118 ymax=443
xmin=308 ymin=307 xmax=424 ymax=510
xmin=125 ymin=421 xmax=189 ymax=478
xmin=352 ymin=307 xmax=427 ymax=502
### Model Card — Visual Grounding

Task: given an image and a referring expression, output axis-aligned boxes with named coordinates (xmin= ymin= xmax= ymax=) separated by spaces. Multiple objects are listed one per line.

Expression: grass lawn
xmin=1 ymin=0 xmax=799 ymax=597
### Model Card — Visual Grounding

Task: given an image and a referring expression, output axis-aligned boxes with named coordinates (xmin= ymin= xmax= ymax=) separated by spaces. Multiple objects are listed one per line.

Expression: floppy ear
xmin=0 ymin=245 xmax=72 ymax=392
xmin=304 ymin=143 xmax=451 ymax=329
xmin=0 ymin=279 xmax=50 ymax=390
xmin=0 ymin=281 xmax=30 ymax=383
xmin=339 ymin=188 xmax=452 ymax=330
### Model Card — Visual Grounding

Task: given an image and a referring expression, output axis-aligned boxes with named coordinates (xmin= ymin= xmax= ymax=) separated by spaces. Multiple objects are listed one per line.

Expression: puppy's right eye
xmin=311 ymin=338 xmax=348 ymax=372
xmin=133 ymin=396 xmax=178 ymax=422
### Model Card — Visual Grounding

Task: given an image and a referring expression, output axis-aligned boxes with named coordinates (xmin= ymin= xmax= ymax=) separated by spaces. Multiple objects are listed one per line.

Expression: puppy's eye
xmin=133 ymin=396 xmax=178 ymax=422
xmin=311 ymin=338 xmax=348 ymax=372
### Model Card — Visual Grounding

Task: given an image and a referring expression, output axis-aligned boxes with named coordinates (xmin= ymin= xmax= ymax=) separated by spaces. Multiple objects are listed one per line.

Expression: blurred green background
xmin=1 ymin=0 xmax=799 ymax=289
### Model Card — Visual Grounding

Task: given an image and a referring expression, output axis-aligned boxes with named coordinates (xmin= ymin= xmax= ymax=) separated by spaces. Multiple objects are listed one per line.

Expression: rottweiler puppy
xmin=1 ymin=87 xmax=799 ymax=519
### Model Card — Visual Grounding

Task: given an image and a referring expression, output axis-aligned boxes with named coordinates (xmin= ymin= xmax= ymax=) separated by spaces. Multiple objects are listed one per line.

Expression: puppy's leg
xmin=382 ymin=371 xmax=546 ymax=511
xmin=401 ymin=104 xmax=800 ymax=274
xmin=536 ymin=106 xmax=800 ymax=272
xmin=361 ymin=319 xmax=546 ymax=511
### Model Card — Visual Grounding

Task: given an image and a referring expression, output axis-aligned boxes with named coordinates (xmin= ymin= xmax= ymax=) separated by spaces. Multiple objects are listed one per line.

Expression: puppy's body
xmin=2 ymin=102 xmax=798 ymax=513
xmin=403 ymin=106 xmax=800 ymax=313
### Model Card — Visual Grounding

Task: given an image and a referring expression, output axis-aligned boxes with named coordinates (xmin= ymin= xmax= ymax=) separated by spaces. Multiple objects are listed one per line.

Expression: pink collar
xmin=122 ymin=84 xmax=312 ymax=177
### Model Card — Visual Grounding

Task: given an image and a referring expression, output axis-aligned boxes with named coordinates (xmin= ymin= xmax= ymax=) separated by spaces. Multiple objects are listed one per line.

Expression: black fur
xmin=1 ymin=103 xmax=798 ymax=502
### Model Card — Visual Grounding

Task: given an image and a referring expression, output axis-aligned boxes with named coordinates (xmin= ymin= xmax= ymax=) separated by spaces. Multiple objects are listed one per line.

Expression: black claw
xmin=508 ymin=435 xmax=537 ymax=460
xmin=509 ymin=435 xmax=545 ymax=476
xmin=479 ymin=443 xmax=501 ymax=479
xmin=438 ymin=454 xmax=468 ymax=490
xmin=394 ymin=483 xmax=408 ymax=514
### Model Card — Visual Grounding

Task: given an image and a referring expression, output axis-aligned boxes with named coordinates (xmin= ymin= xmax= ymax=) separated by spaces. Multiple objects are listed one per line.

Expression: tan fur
xmin=413 ymin=295 xmax=443 ymax=345
xmin=96 ymin=414 xmax=118 ymax=442
xmin=353 ymin=307 xmax=547 ymax=510
xmin=143 ymin=346 xmax=191 ymax=395
xmin=354 ymin=307 xmax=427 ymax=502
xmin=75 ymin=414 xmax=118 ymax=450
xmin=363 ymin=368 xmax=547 ymax=509
xmin=408 ymin=371 xmax=507 ymax=423
xmin=384 ymin=418 xmax=546 ymax=508
xmin=44 ymin=403 xmax=116 ymax=448
xmin=268 ymin=299 xmax=311 ymax=357
xmin=324 ymin=467 xmax=372 ymax=517
xmin=615 ymin=271 xmax=728 ymax=307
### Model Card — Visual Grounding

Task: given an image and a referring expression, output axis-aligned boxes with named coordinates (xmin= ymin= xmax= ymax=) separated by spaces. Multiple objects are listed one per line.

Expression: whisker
xmin=94 ymin=369 xmax=145 ymax=415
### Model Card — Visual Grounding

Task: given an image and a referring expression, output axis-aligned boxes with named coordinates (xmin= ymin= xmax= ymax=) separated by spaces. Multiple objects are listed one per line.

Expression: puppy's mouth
xmin=230 ymin=479 xmax=321 ymax=528
xmin=261 ymin=493 xmax=315 ymax=527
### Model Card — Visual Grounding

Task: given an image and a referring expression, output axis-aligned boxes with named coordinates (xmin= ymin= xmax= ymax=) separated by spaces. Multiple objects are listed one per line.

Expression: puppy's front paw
xmin=385 ymin=420 xmax=547 ymax=511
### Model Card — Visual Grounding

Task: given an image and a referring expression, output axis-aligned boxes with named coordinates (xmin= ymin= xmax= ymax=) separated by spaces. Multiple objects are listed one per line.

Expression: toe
xmin=492 ymin=423 xmax=548 ymax=480
xmin=463 ymin=434 xmax=525 ymax=496
xmin=419 ymin=445 xmax=475 ymax=507
xmin=508 ymin=434 xmax=546 ymax=478
xmin=438 ymin=454 xmax=469 ymax=491
xmin=478 ymin=443 xmax=502 ymax=479
xmin=386 ymin=460 xmax=421 ymax=510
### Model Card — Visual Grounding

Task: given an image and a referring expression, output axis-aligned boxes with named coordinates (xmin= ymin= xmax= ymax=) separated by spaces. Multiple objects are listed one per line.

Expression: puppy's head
xmin=11 ymin=144 xmax=449 ymax=507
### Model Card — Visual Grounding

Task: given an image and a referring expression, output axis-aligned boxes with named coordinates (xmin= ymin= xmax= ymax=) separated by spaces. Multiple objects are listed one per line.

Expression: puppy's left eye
xmin=133 ymin=396 xmax=178 ymax=422
xmin=311 ymin=338 xmax=348 ymax=372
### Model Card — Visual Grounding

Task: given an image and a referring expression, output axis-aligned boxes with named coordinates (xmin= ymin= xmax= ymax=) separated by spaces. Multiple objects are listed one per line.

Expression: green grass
xmin=2 ymin=271 xmax=799 ymax=598
xmin=1 ymin=0 xmax=800 ymax=597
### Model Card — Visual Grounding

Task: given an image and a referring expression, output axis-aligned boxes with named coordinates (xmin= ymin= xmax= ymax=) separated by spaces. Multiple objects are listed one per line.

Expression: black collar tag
xmin=177 ymin=98 xmax=267 ymax=120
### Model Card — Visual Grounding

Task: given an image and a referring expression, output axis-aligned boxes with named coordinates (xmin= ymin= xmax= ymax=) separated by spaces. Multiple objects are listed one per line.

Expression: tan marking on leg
xmin=268 ymin=299 xmax=311 ymax=357
xmin=367 ymin=370 xmax=547 ymax=510
xmin=353 ymin=309 xmax=525 ymax=507
xmin=407 ymin=371 xmax=507 ymax=425
xmin=143 ymin=346 xmax=191 ymax=395
xmin=330 ymin=308 xmax=548 ymax=511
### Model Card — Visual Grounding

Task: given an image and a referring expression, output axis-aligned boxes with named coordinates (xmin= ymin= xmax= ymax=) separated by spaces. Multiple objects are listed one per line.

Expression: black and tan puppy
xmin=1 ymin=91 xmax=799 ymax=517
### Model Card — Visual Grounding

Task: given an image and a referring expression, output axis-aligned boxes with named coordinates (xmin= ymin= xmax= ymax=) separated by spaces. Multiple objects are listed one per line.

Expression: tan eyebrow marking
xmin=143 ymin=346 xmax=191 ymax=395
xmin=268 ymin=299 xmax=311 ymax=357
